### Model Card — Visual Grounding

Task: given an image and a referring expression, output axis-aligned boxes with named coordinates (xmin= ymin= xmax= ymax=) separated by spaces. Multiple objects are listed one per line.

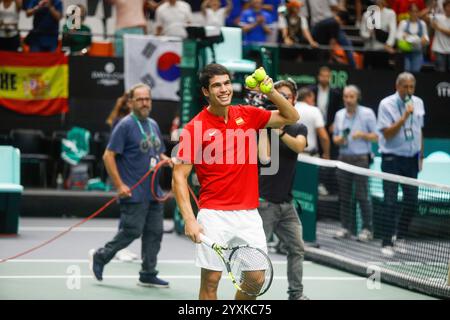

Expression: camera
xmin=244 ymin=91 xmax=277 ymax=110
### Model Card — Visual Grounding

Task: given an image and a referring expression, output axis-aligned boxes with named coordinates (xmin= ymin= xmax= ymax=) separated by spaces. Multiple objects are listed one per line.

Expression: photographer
xmin=332 ymin=85 xmax=378 ymax=242
xmin=257 ymin=79 xmax=309 ymax=300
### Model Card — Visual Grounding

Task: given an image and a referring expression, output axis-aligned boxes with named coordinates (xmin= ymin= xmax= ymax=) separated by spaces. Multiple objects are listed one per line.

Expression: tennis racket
xmin=199 ymin=233 xmax=273 ymax=297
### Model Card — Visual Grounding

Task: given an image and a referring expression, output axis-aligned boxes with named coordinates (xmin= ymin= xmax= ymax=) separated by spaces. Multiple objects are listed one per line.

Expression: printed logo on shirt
xmin=235 ymin=117 xmax=245 ymax=126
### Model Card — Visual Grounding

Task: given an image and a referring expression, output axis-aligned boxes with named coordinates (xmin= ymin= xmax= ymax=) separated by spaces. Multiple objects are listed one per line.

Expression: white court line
xmin=19 ymin=227 xmax=119 ymax=232
xmin=1 ymin=259 xmax=309 ymax=265
xmin=0 ymin=275 xmax=364 ymax=281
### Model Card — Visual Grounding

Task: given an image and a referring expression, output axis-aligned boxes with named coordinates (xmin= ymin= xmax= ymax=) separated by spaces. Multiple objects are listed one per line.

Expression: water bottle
xmin=56 ymin=173 xmax=64 ymax=190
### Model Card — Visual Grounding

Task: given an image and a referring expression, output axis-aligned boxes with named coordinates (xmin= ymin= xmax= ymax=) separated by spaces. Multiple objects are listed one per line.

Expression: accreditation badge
xmin=140 ymin=138 xmax=150 ymax=153
xmin=404 ymin=128 xmax=414 ymax=141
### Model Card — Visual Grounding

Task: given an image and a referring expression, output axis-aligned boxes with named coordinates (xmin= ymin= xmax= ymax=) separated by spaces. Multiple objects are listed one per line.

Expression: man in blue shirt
xmin=240 ymin=0 xmax=272 ymax=43
xmin=89 ymin=83 xmax=171 ymax=288
xmin=333 ymin=85 xmax=378 ymax=243
xmin=25 ymin=0 xmax=62 ymax=52
xmin=377 ymin=72 xmax=425 ymax=257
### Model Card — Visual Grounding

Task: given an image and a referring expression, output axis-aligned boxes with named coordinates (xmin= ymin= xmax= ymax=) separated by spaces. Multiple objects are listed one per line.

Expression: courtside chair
xmin=10 ymin=129 xmax=50 ymax=188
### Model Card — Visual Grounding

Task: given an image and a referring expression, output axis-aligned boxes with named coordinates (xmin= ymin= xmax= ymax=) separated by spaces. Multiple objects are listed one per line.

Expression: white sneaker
xmin=334 ymin=229 xmax=350 ymax=239
xmin=357 ymin=229 xmax=373 ymax=242
xmin=115 ymin=249 xmax=138 ymax=262
xmin=318 ymin=184 xmax=329 ymax=196
xmin=381 ymin=246 xmax=395 ymax=257
xmin=394 ymin=239 xmax=408 ymax=254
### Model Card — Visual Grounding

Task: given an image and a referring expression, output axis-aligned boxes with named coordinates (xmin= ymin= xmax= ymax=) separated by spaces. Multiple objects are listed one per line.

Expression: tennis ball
xmin=253 ymin=67 xmax=267 ymax=82
xmin=260 ymin=81 xmax=273 ymax=94
xmin=245 ymin=75 xmax=258 ymax=89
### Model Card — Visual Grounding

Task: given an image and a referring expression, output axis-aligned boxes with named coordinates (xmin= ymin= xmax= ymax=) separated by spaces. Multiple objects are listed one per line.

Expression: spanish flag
xmin=0 ymin=51 xmax=68 ymax=116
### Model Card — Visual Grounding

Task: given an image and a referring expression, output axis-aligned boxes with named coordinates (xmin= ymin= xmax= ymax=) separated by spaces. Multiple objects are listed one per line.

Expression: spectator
xmin=332 ymin=85 xmax=378 ymax=242
xmin=397 ymin=3 xmax=429 ymax=72
xmin=154 ymin=0 xmax=192 ymax=38
xmin=430 ymin=0 xmax=450 ymax=72
xmin=0 ymin=0 xmax=22 ymax=51
xmin=110 ymin=0 xmax=147 ymax=57
xmin=390 ymin=0 xmax=427 ymax=21
xmin=295 ymin=86 xmax=330 ymax=159
xmin=377 ymin=72 xmax=425 ymax=257
xmin=225 ymin=0 xmax=245 ymax=27
xmin=144 ymin=0 xmax=164 ymax=34
xmin=201 ymin=0 xmax=232 ymax=27
xmin=240 ymin=0 xmax=272 ymax=43
xmin=106 ymin=91 xmax=130 ymax=130
xmin=258 ymin=79 xmax=309 ymax=301
xmin=278 ymin=0 xmax=319 ymax=48
xmin=62 ymin=4 xmax=92 ymax=56
xmin=25 ymin=0 xmax=63 ymax=52
xmin=360 ymin=0 xmax=397 ymax=69
xmin=303 ymin=0 xmax=357 ymax=68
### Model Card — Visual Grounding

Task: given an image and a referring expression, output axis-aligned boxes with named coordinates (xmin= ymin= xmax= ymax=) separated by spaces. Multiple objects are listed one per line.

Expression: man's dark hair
xmin=297 ymin=87 xmax=313 ymax=102
xmin=199 ymin=64 xmax=232 ymax=90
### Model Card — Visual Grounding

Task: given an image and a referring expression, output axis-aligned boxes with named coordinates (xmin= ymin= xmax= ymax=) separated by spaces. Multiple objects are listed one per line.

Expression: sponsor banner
xmin=0 ymin=51 xmax=68 ymax=115
xmin=124 ymin=34 xmax=182 ymax=101
xmin=69 ymin=56 xmax=124 ymax=99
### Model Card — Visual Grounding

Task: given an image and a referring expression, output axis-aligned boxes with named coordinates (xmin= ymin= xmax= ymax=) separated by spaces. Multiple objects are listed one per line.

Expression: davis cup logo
xmin=157 ymin=52 xmax=181 ymax=82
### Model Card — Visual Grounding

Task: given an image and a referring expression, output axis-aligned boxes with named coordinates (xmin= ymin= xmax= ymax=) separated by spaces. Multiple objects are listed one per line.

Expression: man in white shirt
xmin=154 ymin=0 xmax=192 ymax=38
xmin=430 ymin=0 xmax=450 ymax=72
xmin=295 ymin=87 xmax=330 ymax=159
xmin=360 ymin=0 xmax=397 ymax=69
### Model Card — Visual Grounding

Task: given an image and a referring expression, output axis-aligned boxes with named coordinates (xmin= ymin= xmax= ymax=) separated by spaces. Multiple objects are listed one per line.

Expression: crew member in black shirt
xmin=258 ymin=79 xmax=308 ymax=300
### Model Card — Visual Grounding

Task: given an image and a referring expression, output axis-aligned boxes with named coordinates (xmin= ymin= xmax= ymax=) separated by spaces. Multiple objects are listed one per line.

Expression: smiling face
xmin=202 ymin=74 xmax=233 ymax=108
xmin=129 ymin=86 xmax=152 ymax=120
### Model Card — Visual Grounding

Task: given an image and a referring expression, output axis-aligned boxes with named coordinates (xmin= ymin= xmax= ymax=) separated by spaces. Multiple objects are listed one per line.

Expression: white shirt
xmin=397 ymin=19 xmax=429 ymax=47
xmin=360 ymin=7 xmax=397 ymax=49
xmin=204 ymin=7 xmax=227 ymax=28
xmin=317 ymin=86 xmax=330 ymax=122
xmin=431 ymin=14 xmax=450 ymax=54
xmin=295 ymin=102 xmax=325 ymax=153
xmin=0 ymin=0 xmax=19 ymax=37
xmin=155 ymin=1 xmax=193 ymax=38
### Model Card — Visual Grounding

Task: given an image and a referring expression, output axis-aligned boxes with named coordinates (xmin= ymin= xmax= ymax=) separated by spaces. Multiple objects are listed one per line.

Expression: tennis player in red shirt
xmin=172 ymin=63 xmax=299 ymax=300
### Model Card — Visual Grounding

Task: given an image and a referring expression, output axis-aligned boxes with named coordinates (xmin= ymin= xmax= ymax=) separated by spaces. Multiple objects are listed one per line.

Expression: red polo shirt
xmin=177 ymin=105 xmax=272 ymax=210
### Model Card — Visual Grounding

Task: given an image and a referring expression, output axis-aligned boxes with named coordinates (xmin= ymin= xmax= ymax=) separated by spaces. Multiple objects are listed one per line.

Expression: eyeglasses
xmin=280 ymin=92 xmax=293 ymax=100
xmin=133 ymin=97 xmax=151 ymax=103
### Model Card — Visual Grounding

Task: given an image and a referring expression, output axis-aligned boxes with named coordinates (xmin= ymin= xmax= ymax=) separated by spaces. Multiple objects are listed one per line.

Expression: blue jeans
xmin=404 ymin=52 xmax=423 ymax=73
xmin=380 ymin=154 xmax=419 ymax=247
xmin=96 ymin=201 xmax=164 ymax=278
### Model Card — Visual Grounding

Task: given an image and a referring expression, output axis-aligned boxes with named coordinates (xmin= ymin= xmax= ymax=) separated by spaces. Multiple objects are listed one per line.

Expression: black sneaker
xmin=137 ymin=276 xmax=170 ymax=288
xmin=89 ymin=249 xmax=104 ymax=281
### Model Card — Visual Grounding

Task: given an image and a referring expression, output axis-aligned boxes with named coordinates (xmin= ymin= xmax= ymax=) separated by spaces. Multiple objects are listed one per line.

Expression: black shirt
xmin=259 ymin=123 xmax=308 ymax=204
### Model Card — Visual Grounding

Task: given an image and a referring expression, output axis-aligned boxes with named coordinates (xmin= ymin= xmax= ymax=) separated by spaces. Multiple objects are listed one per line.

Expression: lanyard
xmin=341 ymin=107 xmax=358 ymax=133
xmin=131 ymin=113 xmax=161 ymax=152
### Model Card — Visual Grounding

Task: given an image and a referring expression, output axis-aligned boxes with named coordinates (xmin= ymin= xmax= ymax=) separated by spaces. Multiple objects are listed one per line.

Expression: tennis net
xmin=295 ymin=155 xmax=450 ymax=299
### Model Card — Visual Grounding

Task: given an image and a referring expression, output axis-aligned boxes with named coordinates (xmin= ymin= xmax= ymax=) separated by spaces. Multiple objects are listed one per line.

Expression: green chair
xmin=0 ymin=146 xmax=23 ymax=234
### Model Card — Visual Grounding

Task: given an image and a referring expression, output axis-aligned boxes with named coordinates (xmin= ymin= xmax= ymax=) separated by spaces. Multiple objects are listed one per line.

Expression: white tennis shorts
xmin=196 ymin=208 xmax=268 ymax=271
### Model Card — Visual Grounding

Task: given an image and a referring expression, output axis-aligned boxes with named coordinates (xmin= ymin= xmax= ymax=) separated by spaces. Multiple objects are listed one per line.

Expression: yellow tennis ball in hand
xmin=260 ymin=81 xmax=272 ymax=94
xmin=253 ymin=67 xmax=267 ymax=82
xmin=245 ymin=75 xmax=258 ymax=89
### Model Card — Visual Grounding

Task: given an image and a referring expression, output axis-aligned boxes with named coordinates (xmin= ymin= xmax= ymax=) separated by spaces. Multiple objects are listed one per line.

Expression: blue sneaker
xmin=137 ymin=276 xmax=169 ymax=288
xmin=89 ymin=249 xmax=104 ymax=281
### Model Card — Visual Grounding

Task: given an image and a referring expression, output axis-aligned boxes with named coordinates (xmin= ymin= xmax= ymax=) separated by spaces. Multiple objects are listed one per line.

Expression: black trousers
xmin=380 ymin=154 xmax=419 ymax=247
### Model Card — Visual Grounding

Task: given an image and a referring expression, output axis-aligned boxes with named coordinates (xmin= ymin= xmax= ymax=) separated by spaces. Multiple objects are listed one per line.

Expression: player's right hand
xmin=185 ymin=220 xmax=204 ymax=244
